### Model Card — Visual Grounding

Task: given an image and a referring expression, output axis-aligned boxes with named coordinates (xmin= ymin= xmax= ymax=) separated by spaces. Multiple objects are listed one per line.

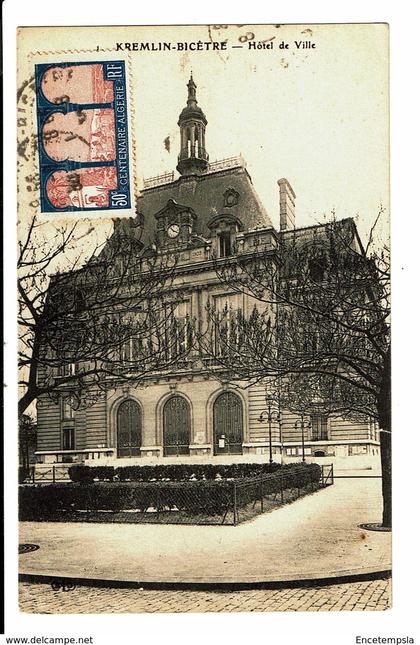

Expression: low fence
xmin=232 ymin=463 xmax=333 ymax=525
xmin=19 ymin=465 xmax=71 ymax=484
xmin=320 ymin=463 xmax=334 ymax=487
xmin=19 ymin=464 xmax=333 ymax=526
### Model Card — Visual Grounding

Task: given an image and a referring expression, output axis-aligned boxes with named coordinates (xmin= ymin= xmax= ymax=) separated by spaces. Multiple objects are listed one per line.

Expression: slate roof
xmin=280 ymin=217 xmax=363 ymax=254
xmin=114 ymin=164 xmax=272 ymax=248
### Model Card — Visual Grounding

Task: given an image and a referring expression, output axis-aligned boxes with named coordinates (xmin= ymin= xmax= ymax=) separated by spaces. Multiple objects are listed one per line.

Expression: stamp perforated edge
xmin=18 ymin=47 xmax=138 ymax=221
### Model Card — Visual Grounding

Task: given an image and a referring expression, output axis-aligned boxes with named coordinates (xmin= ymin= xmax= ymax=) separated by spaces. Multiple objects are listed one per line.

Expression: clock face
xmin=167 ymin=223 xmax=180 ymax=239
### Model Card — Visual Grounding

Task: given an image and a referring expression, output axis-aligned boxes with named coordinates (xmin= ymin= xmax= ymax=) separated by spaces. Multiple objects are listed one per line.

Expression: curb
xmin=19 ymin=569 xmax=391 ymax=591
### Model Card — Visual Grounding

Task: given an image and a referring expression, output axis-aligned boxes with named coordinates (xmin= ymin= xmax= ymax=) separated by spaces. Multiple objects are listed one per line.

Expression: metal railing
xmin=231 ymin=464 xmax=334 ymax=525
xmin=20 ymin=465 xmax=71 ymax=484
xmin=142 ymin=155 xmax=245 ymax=189
xmin=320 ymin=463 xmax=334 ymax=487
xmin=207 ymin=154 xmax=245 ymax=173
xmin=143 ymin=171 xmax=175 ymax=189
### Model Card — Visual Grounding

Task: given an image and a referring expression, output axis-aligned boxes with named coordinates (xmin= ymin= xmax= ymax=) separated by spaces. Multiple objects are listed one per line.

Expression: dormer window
xmin=207 ymin=214 xmax=244 ymax=259
xmin=308 ymin=252 xmax=328 ymax=282
xmin=219 ymin=231 xmax=232 ymax=257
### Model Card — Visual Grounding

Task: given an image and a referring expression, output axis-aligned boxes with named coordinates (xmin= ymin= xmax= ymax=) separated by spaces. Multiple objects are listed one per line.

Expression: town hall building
xmin=35 ymin=75 xmax=380 ymax=469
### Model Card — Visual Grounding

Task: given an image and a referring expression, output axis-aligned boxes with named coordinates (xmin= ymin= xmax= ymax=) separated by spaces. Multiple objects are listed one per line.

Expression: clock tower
xmin=154 ymin=199 xmax=197 ymax=247
xmin=176 ymin=74 xmax=209 ymax=176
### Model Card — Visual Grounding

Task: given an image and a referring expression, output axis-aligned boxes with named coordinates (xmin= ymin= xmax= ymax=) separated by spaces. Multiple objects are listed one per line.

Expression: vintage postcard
xmin=16 ymin=23 xmax=391 ymax=617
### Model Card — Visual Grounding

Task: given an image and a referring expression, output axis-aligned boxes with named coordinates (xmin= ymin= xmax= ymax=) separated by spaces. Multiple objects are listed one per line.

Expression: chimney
xmin=277 ymin=178 xmax=296 ymax=231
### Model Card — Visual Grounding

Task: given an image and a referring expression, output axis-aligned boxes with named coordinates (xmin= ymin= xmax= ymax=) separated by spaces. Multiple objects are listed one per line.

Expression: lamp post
xmin=295 ymin=415 xmax=312 ymax=462
xmin=259 ymin=393 xmax=281 ymax=464
xmin=278 ymin=415 xmax=284 ymax=466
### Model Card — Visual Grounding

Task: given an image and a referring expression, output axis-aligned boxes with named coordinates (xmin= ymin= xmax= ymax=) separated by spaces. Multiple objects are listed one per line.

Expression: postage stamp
xmin=35 ymin=60 xmax=131 ymax=214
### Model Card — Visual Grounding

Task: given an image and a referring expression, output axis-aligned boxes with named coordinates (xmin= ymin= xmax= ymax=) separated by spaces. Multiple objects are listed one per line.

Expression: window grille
xmin=310 ymin=414 xmax=328 ymax=441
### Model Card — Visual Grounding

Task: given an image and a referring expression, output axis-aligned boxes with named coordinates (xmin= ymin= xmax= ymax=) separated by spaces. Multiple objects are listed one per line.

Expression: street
xmin=19 ymin=577 xmax=391 ymax=613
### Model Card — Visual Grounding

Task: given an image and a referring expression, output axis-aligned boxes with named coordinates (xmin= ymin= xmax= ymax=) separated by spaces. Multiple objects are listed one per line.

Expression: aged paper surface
xmin=16 ymin=23 xmax=391 ymax=619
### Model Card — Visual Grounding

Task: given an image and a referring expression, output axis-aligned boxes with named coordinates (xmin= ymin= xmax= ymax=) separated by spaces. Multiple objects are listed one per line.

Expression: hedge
xmin=236 ymin=464 xmax=321 ymax=507
xmin=68 ymin=462 xmax=290 ymax=483
xmin=19 ymin=463 xmax=321 ymax=521
xmin=68 ymin=464 xmax=114 ymax=483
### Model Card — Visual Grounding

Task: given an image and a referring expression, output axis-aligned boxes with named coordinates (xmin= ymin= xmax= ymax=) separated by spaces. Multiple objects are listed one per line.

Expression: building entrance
xmin=213 ymin=392 xmax=243 ymax=455
xmin=117 ymin=399 xmax=142 ymax=457
xmin=163 ymin=396 xmax=191 ymax=456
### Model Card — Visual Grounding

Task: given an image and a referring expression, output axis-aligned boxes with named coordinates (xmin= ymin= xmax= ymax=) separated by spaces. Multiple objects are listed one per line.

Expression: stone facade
xmin=36 ymin=375 xmax=380 ymax=466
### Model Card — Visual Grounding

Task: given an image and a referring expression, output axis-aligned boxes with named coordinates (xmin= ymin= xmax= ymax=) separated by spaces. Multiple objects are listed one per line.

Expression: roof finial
xmin=187 ymin=73 xmax=197 ymax=105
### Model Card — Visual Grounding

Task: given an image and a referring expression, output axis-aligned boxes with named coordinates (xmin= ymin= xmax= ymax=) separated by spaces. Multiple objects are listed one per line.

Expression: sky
xmin=17 ymin=23 xmax=389 ymax=247
xmin=133 ymin=24 xmax=389 ymax=244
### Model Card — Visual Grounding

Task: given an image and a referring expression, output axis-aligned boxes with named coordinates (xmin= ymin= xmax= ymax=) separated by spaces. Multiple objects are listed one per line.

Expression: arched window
xmin=117 ymin=399 xmax=142 ymax=457
xmin=163 ymin=396 xmax=191 ymax=456
xmin=213 ymin=392 xmax=244 ymax=455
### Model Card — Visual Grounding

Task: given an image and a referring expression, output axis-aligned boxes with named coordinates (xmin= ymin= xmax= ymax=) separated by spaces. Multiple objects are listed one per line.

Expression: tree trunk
xmin=18 ymin=389 xmax=37 ymax=419
xmin=379 ymin=429 xmax=391 ymax=527
xmin=378 ymin=348 xmax=391 ymax=528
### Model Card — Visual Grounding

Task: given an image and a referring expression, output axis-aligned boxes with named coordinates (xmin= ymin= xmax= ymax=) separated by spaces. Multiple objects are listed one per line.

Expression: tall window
xmin=73 ymin=289 xmax=85 ymax=312
xmin=219 ymin=231 xmax=232 ymax=257
xmin=62 ymin=427 xmax=75 ymax=450
xmin=62 ymin=397 xmax=75 ymax=420
xmin=213 ymin=391 xmax=244 ymax=455
xmin=163 ymin=396 xmax=191 ymax=456
xmin=121 ymin=336 xmax=143 ymax=364
xmin=311 ymin=414 xmax=328 ymax=441
xmin=117 ymin=399 xmax=142 ymax=457
xmin=213 ymin=294 xmax=242 ymax=356
xmin=166 ymin=300 xmax=192 ymax=360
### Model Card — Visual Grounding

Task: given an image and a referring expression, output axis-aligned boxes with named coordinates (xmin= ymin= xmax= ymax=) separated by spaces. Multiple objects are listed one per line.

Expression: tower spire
xmin=187 ymin=72 xmax=197 ymax=105
xmin=177 ymin=75 xmax=209 ymax=176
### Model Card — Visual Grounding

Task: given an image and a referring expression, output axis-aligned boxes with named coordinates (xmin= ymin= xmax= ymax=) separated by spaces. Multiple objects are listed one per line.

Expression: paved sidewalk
xmin=19 ymin=477 xmax=391 ymax=585
xmin=19 ymin=577 xmax=391 ymax=613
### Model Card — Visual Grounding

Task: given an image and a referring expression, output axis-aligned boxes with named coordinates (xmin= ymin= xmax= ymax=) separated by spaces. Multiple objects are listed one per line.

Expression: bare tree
xmin=19 ymin=414 xmax=37 ymax=472
xmin=200 ymin=212 xmax=391 ymax=526
xmin=18 ymin=216 xmax=193 ymax=417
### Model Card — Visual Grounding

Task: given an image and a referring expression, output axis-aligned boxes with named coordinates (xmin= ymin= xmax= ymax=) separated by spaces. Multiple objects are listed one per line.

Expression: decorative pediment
xmin=207 ymin=213 xmax=244 ymax=231
xmin=154 ymin=199 xmax=197 ymax=224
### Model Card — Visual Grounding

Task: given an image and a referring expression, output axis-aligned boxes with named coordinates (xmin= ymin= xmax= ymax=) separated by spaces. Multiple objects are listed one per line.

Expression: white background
xmin=3 ymin=1 xmax=419 ymax=644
